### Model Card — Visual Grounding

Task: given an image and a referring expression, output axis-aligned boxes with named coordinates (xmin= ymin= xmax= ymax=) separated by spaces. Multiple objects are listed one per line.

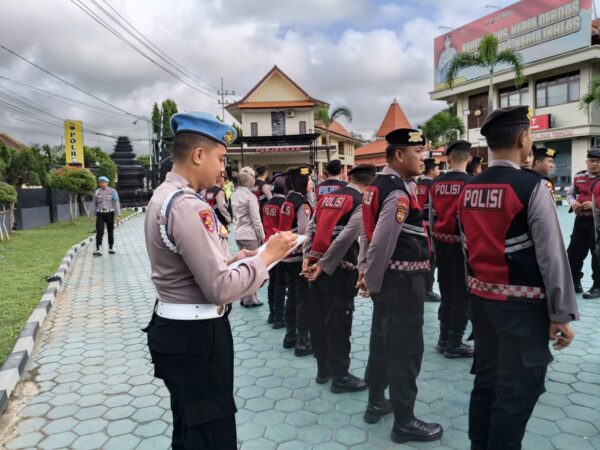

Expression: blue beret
xmin=170 ymin=112 xmax=237 ymax=147
xmin=98 ymin=176 xmax=109 ymax=182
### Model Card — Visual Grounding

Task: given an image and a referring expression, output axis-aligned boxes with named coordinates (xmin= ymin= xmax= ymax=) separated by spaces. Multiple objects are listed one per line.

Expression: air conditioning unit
xmin=286 ymin=110 xmax=295 ymax=118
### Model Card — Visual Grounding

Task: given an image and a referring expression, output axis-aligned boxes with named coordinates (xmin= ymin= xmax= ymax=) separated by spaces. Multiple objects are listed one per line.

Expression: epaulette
xmin=576 ymin=170 xmax=587 ymax=175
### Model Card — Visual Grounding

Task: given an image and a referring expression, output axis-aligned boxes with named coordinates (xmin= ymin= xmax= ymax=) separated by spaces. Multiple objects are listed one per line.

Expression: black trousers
xmin=282 ymin=261 xmax=310 ymax=332
xmin=425 ymin=255 xmax=436 ymax=292
xmin=267 ymin=265 xmax=286 ymax=321
xmin=436 ymin=241 xmax=469 ymax=343
xmin=469 ymin=297 xmax=552 ymax=450
xmin=365 ymin=271 xmax=425 ymax=422
xmin=567 ymin=215 xmax=600 ymax=286
xmin=95 ymin=212 xmax=115 ymax=249
xmin=309 ymin=268 xmax=358 ymax=377
xmin=146 ymin=313 xmax=237 ymax=450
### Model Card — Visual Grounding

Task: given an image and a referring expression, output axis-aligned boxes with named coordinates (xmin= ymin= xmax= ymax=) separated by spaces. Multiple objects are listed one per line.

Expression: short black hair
xmin=385 ymin=145 xmax=405 ymax=162
xmin=172 ymin=132 xmax=218 ymax=161
xmin=255 ymin=165 xmax=268 ymax=177
xmin=449 ymin=148 xmax=471 ymax=163
xmin=349 ymin=172 xmax=376 ymax=185
xmin=484 ymin=124 xmax=529 ymax=151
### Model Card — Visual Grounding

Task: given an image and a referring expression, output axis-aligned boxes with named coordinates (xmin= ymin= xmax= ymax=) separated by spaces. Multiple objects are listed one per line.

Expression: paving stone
xmin=38 ymin=431 xmax=77 ymax=450
xmin=73 ymin=418 xmax=109 ymax=435
xmin=71 ymin=433 xmax=109 ymax=450
xmin=42 ymin=416 xmax=78 ymax=434
xmin=5 ymin=431 xmax=44 ymax=449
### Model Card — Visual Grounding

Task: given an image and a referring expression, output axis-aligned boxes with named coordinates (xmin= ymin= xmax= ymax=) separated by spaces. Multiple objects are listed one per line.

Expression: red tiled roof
xmin=355 ymin=139 xmax=387 ymax=157
xmin=239 ymin=100 xmax=315 ymax=109
xmin=376 ymin=100 xmax=412 ymax=137
xmin=315 ymin=119 xmax=362 ymax=142
xmin=0 ymin=133 xmax=27 ymax=150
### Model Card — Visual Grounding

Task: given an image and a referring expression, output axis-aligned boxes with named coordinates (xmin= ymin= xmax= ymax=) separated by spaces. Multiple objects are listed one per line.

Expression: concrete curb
xmin=0 ymin=210 xmax=143 ymax=415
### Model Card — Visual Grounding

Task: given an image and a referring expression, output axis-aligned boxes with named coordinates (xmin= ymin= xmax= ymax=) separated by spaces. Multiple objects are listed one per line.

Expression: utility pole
xmin=217 ymin=77 xmax=235 ymax=121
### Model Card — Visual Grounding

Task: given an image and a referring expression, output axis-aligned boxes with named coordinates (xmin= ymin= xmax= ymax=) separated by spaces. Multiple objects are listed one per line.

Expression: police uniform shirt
xmin=480 ymin=160 xmax=579 ymax=323
xmin=261 ymin=182 xmax=273 ymax=201
xmin=216 ymin=189 xmax=232 ymax=224
xmin=566 ymin=170 xmax=598 ymax=207
xmin=90 ymin=187 xmax=121 ymax=216
xmin=144 ymin=171 xmax=269 ymax=305
xmin=303 ymin=183 xmax=363 ymax=275
xmin=360 ymin=166 xmax=414 ymax=294
xmin=282 ymin=192 xmax=312 ymax=263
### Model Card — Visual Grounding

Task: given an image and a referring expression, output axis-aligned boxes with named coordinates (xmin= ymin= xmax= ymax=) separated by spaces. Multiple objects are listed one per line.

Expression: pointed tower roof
xmin=376 ymin=99 xmax=412 ymax=138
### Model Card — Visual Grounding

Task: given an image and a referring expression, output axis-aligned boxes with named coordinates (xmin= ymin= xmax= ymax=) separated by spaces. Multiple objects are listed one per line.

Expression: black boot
xmin=363 ymin=389 xmax=393 ymax=424
xmin=294 ymin=330 xmax=313 ymax=357
xmin=435 ymin=324 xmax=447 ymax=354
xmin=331 ymin=373 xmax=367 ymax=393
xmin=283 ymin=326 xmax=297 ymax=349
xmin=272 ymin=319 xmax=285 ymax=329
xmin=444 ymin=332 xmax=474 ymax=359
xmin=574 ymin=280 xmax=583 ymax=294
xmin=425 ymin=291 xmax=441 ymax=302
xmin=108 ymin=247 xmax=115 ymax=254
xmin=583 ymin=286 xmax=600 ymax=299
xmin=93 ymin=247 xmax=102 ymax=256
xmin=315 ymin=365 xmax=331 ymax=384
xmin=390 ymin=418 xmax=443 ymax=443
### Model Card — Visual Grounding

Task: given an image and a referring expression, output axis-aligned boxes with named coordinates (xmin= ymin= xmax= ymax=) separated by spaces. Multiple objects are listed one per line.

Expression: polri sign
xmin=434 ymin=0 xmax=592 ymax=90
xmin=64 ymin=120 xmax=84 ymax=165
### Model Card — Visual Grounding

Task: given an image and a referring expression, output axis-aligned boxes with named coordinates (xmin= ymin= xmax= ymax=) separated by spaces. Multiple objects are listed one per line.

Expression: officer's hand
xmin=572 ymin=202 xmax=582 ymax=214
xmin=549 ymin=322 xmax=575 ymax=350
xmin=307 ymin=179 xmax=315 ymax=193
xmin=303 ymin=265 xmax=322 ymax=282
xmin=228 ymin=249 xmax=258 ymax=265
xmin=582 ymin=201 xmax=593 ymax=210
xmin=261 ymin=231 xmax=297 ymax=267
xmin=302 ymin=259 xmax=309 ymax=273
xmin=356 ymin=271 xmax=366 ymax=290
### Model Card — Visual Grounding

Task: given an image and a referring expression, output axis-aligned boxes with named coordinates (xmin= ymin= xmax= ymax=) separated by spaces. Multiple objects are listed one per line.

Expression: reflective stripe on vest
xmin=389 ymin=260 xmax=431 ymax=272
xmin=468 ymin=276 xmax=546 ymax=299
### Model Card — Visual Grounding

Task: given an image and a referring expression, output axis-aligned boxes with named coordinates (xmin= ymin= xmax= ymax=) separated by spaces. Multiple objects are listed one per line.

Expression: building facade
xmin=431 ymin=0 xmax=600 ymax=187
xmin=226 ymin=66 xmax=362 ymax=178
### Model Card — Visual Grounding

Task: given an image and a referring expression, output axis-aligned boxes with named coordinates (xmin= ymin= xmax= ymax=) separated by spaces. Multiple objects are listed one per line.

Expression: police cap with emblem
xmin=424 ymin=158 xmax=439 ymax=171
xmin=588 ymin=148 xmax=600 ymax=159
xmin=533 ymin=146 xmax=556 ymax=159
xmin=325 ymin=159 xmax=342 ymax=176
xmin=348 ymin=164 xmax=377 ymax=177
xmin=386 ymin=128 xmax=425 ymax=146
xmin=480 ymin=106 xmax=531 ymax=137
xmin=170 ymin=112 xmax=237 ymax=146
xmin=446 ymin=140 xmax=471 ymax=155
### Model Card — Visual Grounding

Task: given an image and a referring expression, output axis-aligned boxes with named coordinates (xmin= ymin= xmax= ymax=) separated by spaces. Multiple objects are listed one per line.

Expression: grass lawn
xmin=0 ymin=211 xmax=134 ymax=363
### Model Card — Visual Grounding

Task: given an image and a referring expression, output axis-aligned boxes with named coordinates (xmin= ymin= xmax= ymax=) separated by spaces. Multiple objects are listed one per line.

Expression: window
xmin=499 ymin=86 xmax=529 ymax=108
xmin=468 ymin=92 xmax=489 ymax=129
xmin=536 ymin=71 xmax=579 ymax=107
xmin=271 ymin=112 xmax=285 ymax=136
xmin=250 ymin=122 xmax=258 ymax=136
xmin=338 ymin=141 xmax=345 ymax=156
xmin=299 ymin=121 xmax=306 ymax=134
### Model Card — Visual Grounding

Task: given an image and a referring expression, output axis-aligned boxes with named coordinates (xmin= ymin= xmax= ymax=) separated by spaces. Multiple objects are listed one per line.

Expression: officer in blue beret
xmin=143 ymin=112 xmax=297 ymax=449
xmin=90 ymin=175 xmax=121 ymax=256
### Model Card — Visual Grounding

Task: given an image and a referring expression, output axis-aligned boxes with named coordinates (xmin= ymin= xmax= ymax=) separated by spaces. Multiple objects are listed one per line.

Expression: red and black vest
xmin=279 ymin=191 xmax=312 ymax=259
xmin=458 ymin=166 xmax=545 ymax=303
xmin=316 ymin=179 xmax=347 ymax=201
xmin=572 ymin=171 xmax=595 ymax=217
xmin=362 ymin=174 xmax=430 ymax=272
xmin=205 ymin=186 xmax=230 ymax=225
xmin=307 ymin=186 xmax=362 ymax=264
xmin=262 ymin=194 xmax=286 ymax=241
xmin=251 ymin=179 xmax=268 ymax=206
xmin=416 ymin=177 xmax=433 ymax=220
xmin=430 ymin=171 xmax=471 ymax=243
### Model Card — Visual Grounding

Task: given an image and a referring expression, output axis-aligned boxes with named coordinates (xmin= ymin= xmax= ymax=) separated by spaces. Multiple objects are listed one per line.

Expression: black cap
xmin=348 ymin=164 xmax=377 ymax=178
xmin=480 ymin=106 xmax=531 ymax=137
xmin=424 ymin=158 xmax=439 ymax=171
xmin=325 ymin=159 xmax=342 ymax=176
xmin=446 ymin=140 xmax=471 ymax=155
xmin=588 ymin=148 xmax=600 ymax=159
xmin=287 ymin=164 xmax=313 ymax=177
xmin=533 ymin=146 xmax=556 ymax=159
xmin=385 ymin=128 xmax=425 ymax=146
xmin=470 ymin=155 xmax=482 ymax=165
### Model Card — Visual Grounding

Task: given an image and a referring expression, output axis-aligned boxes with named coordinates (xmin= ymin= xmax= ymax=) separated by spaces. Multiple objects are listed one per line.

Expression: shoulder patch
xmin=303 ymin=204 xmax=311 ymax=216
xmin=199 ymin=209 xmax=216 ymax=233
xmin=218 ymin=223 xmax=229 ymax=238
xmin=396 ymin=196 xmax=409 ymax=223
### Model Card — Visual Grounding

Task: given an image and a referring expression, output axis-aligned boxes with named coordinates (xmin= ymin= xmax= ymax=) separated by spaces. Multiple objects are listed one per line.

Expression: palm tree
xmin=420 ymin=109 xmax=465 ymax=147
xmin=580 ymin=75 xmax=600 ymax=110
xmin=445 ymin=34 xmax=524 ymax=114
xmin=316 ymin=105 xmax=352 ymax=162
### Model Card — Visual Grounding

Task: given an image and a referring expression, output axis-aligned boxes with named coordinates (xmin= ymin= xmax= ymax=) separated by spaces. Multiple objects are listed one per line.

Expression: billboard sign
xmin=64 ymin=120 xmax=84 ymax=165
xmin=434 ymin=0 xmax=592 ymax=90
xmin=530 ymin=114 xmax=551 ymax=130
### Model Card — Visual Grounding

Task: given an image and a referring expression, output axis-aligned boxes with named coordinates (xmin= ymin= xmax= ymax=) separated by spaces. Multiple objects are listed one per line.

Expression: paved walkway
xmin=2 ymin=209 xmax=600 ymax=449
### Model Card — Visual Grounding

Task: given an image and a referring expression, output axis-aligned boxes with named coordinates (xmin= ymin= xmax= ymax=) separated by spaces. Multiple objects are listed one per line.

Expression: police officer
xmin=417 ymin=158 xmax=441 ymax=302
xmin=358 ymin=128 xmax=443 ymax=443
xmin=205 ymin=174 xmax=232 ymax=228
xmin=251 ymin=165 xmax=272 ymax=212
xmin=263 ymin=173 xmax=288 ymax=328
xmin=143 ymin=112 xmax=296 ymax=450
xmin=90 ymin=175 xmax=121 ymax=256
xmin=458 ymin=106 xmax=578 ymax=450
xmin=466 ymin=155 xmax=482 ymax=175
xmin=279 ymin=165 xmax=313 ymax=356
xmin=567 ymin=148 xmax=600 ymax=298
xmin=430 ymin=140 xmax=473 ymax=358
xmin=316 ymin=159 xmax=347 ymax=200
xmin=532 ymin=145 xmax=556 ymax=200
xmin=303 ymin=164 xmax=377 ymax=393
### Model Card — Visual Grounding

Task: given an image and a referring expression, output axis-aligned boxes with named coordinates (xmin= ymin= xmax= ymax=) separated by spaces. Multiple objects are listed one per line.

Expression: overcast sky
xmin=0 ymin=0 xmax=516 ymax=154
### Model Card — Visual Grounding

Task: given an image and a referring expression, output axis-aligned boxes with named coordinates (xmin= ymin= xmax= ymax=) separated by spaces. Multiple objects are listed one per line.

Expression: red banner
xmin=530 ymin=114 xmax=551 ymax=131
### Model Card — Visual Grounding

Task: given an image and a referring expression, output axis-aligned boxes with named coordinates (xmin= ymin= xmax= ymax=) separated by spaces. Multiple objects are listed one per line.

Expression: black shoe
xmin=583 ymin=287 xmax=600 ymax=299
xmin=435 ymin=339 xmax=447 ymax=354
xmin=444 ymin=342 xmax=474 ymax=358
xmin=363 ymin=399 xmax=393 ymax=424
xmin=267 ymin=313 xmax=274 ymax=324
xmin=272 ymin=320 xmax=285 ymax=329
xmin=108 ymin=249 xmax=116 ymax=254
xmin=93 ymin=250 xmax=102 ymax=256
xmin=425 ymin=291 xmax=441 ymax=302
xmin=244 ymin=302 xmax=264 ymax=308
xmin=331 ymin=373 xmax=367 ymax=393
xmin=574 ymin=281 xmax=583 ymax=294
xmin=390 ymin=418 xmax=443 ymax=443
xmin=294 ymin=331 xmax=313 ymax=357
xmin=283 ymin=333 xmax=297 ymax=349
xmin=316 ymin=367 xmax=331 ymax=384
